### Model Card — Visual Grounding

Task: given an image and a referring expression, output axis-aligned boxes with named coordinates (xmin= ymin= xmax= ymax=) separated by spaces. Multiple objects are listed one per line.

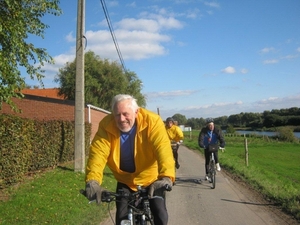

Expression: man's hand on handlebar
xmin=148 ymin=177 xmax=172 ymax=198
xmin=84 ymin=180 xmax=104 ymax=204
xmin=177 ymin=140 xmax=183 ymax=145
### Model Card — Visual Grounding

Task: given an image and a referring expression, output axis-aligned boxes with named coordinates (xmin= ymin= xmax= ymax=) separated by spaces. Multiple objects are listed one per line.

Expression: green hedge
xmin=0 ymin=114 xmax=91 ymax=189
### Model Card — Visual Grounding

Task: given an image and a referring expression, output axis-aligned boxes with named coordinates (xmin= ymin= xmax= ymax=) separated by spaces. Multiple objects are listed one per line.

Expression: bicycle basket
xmin=208 ymin=144 xmax=218 ymax=153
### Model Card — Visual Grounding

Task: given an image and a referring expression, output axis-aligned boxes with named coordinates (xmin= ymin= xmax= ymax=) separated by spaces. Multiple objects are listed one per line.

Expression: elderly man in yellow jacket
xmin=85 ymin=94 xmax=175 ymax=225
xmin=165 ymin=117 xmax=184 ymax=169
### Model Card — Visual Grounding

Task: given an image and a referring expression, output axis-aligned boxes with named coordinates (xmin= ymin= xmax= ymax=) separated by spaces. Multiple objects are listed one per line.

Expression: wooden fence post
xmin=244 ymin=137 xmax=248 ymax=166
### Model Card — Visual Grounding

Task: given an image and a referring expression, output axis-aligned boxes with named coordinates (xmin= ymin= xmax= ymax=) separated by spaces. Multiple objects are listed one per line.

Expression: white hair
xmin=111 ymin=94 xmax=139 ymax=113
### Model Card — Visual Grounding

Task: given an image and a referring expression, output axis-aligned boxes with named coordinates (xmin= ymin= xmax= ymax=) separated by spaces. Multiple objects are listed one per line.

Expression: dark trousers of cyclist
xmin=172 ymin=144 xmax=180 ymax=169
xmin=115 ymin=182 xmax=168 ymax=225
xmin=204 ymin=148 xmax=219 ymax=174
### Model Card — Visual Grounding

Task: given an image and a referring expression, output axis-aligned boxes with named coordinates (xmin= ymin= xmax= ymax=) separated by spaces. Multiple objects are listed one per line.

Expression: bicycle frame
xmin=171 ymin=141 xmax=179 ymax=152
xmin=121 ymin=194 xmax=153 ymax=225
xmin=102 ymin=186 xmax=155 ymax=225
xmin=82 ymin=184 xmax=171 ymax=225
xmin=208 ymin=152 xmax=216 ymax=189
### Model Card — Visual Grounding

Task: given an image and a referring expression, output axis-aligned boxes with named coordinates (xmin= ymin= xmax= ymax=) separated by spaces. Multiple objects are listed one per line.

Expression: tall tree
xmin=0 ymin=0 xmax=61 ymax=110
xmin=55 ymin=51 xmax=146 ymax=111
xmin=172 ymin=113 xmax=187 ymax=125
xmin=228 ymin=114 xmax=243 ymax=127
xmin=214 ymin=116 xmax=228 ymax=127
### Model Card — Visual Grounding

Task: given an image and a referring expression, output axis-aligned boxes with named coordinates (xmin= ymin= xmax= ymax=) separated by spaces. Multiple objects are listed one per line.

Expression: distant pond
xmin=234 ymin=130 xmax=300 ymax=138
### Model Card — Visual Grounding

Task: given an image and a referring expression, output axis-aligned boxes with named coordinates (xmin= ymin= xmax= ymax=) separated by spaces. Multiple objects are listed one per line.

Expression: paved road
xmin=100 ymin=145 xmax=298 ymax=225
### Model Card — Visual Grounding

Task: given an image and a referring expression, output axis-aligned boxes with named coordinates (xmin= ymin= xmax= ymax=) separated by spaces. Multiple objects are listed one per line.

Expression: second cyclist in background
xmin=198 ymin=118 xmax=225 ymax=180
xmin=165 ymin=117 xmax=184 ymax=169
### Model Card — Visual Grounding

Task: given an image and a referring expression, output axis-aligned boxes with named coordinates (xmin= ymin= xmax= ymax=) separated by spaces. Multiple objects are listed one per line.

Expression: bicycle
xmin=81 ymin=185 xmax=171 ymax=225
xmin=206 ymin=144 xmax=220 ymax=189
xmin=171 ymin=140 xmax=181 ymax=169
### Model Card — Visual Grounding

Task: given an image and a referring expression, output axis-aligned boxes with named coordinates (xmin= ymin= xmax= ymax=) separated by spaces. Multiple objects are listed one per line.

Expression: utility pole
xmin=74 ymin=0 xmax=85 ymax=172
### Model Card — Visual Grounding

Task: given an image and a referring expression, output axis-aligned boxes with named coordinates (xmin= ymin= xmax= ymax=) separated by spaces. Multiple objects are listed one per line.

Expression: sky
xmin=23 ymin=0 xmax=300 ymax=120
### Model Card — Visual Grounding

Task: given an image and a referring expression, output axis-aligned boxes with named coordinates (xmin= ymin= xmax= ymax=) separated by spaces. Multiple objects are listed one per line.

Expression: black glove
xmin=85 ymin=180 xmax=103 ymax=204
xmin=148 ymin=177 xmax=172 ymax=198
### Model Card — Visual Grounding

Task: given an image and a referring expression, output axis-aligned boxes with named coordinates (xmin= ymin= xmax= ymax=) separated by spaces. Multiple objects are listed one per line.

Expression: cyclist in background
xmin=198 ymin=118 xmax=225 ymax=180
xmin=165 ymin=117 xmax=184 ymax=169
xmin=84 ymin=94 xmax=175 ymax=225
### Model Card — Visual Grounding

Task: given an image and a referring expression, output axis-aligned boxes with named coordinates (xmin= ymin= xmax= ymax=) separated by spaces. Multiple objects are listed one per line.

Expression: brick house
xmin=0 ymin=88 xmax=110 ymax=141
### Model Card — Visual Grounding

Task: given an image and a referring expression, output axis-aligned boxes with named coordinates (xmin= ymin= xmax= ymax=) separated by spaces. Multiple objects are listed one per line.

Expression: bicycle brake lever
xmin=80 ymin=189 xmax=86 ymax=196
xmin=80 ymin=189 xmax=96 ymax=204
xmin=165 ymin=184 xmax=172 ymax=191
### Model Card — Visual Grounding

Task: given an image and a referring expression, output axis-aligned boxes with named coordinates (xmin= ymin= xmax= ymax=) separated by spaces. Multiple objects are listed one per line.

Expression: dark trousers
xmin=204 ymin=148 xmax=219 ymax=174
xmin=115 ymin=182 xmax=168 ymax=225
xmin=172 ymin=144 xmax=179 ymax=165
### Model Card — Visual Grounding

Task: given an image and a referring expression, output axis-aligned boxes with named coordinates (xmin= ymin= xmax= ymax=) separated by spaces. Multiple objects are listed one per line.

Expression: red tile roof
xmin=22 ymin=88 xmax=65 ymax=100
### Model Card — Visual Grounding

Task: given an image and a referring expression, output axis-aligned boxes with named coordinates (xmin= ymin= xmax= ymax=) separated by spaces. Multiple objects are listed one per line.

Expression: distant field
xmin=183 ymin=131 xmax=300 ymax=221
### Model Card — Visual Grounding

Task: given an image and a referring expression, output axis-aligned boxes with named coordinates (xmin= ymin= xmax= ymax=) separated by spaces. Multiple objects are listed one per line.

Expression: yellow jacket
xmin=86 ymin=108 xmax=175 ymax=191
xmin=166 ymin=125 xmax=184 ymax=143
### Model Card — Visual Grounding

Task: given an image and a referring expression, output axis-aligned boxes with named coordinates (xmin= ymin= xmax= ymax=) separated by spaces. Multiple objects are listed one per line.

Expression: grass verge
xmin=0 ymin=164 xmax=116 ymax=225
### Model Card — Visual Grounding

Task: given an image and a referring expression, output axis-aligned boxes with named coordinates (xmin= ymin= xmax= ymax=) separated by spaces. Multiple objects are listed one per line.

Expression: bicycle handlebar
xmin=202 ymin=146 xmax=225 ymax=150
xmin=101 ymin=184 xmax=172 ymax=203
xmin=80 ymin=184 xmax=172 ymax=203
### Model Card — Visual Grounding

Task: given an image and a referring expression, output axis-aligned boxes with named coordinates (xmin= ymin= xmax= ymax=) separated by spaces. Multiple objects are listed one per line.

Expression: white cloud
xmin=252 ymin=94 xmax=300 ymax=111
xmin=204 ymin=2 xmax=220 ymax=8
xmin=116 ymin=18 xmax=162 ymax=32
xmin=142 ymin=14 xmax=184 ymax=30
xmin=186 ymin=101 xmax=243 ymax=110
xmin=106 ymin=1 xmax=118 ymax=7
xmin=27 ymin=11 xmax=186 ymax=87
xmin=206 ymin=10 xmax=214 ymax=15
xmin=26 ymin=53 xmax=76 ymax=81
xmin=221 ymin=66 xmax=236 ymax=74
xmin=157 ymin=100 xmax=244 ymax=120
xmin=52 ymin=54 xmax=76 ymax=67
xmin=155 ymin=93 xmax=300 ymax=120
xmin=282 ymin=54 xmax=298 ymax=60
xmin=146 ymin=90 xmax=199 ymax=99
xmin=258 ymin=97 xmax=279 ymax=103
xmin=84 ymin=29 xmax=171 ymax=60
xmin=186 ymin=8 xmax=201 ymax=19
xmin=260 ymin=47 xmax=275 ymax=54
xmin=65 ymin=32 xmax=75 ymax=42
xmin=263 ymin=59 xmax=279 ymax=64
xmin=240 ymin=68 xmax=248 ymax=74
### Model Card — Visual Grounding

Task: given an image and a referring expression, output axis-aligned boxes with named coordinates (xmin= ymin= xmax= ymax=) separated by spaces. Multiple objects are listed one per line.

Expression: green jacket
xmin=86 ymin=108 xmax=175 ymax=191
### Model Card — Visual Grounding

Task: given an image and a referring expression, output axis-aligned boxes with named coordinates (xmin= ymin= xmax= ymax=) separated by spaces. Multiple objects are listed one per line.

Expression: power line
xmin=100 ymin=0 xmax=127 ymax=72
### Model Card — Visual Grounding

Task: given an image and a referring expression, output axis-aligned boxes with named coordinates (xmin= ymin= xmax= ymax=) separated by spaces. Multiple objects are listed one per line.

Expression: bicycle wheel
xmin=144 ymin=214 xmax=154 ymax=225
xmin=140 ymin=201 xmax=154 ymax=225
xmin=211 ymin=160 xmax=216 ymax=189
xmin=136 ymin=214 xmax=153 ymax=225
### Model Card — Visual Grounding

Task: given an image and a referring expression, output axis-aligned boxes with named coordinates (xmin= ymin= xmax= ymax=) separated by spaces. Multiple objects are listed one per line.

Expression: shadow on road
xmin=221 ymin=198 xmax=276 ymax=206
xmin=174 ymin=176 xmax=222 ymax=189
xmin=175 ymin=176 xmax=201 ymax=183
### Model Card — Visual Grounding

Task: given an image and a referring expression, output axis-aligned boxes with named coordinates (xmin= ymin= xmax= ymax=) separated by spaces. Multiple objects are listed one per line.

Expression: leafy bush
xmin=277 ymin=127 xmax=298 ymax=142
xmin=0 ymin=114 xmax=91 ymax=189
xmin=226 ymin=124 xmax=236 ymax=134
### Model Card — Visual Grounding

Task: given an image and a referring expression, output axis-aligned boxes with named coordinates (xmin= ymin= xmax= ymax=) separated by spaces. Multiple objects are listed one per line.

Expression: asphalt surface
xmin=100 ymin=145 xmax=298 ymax=225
